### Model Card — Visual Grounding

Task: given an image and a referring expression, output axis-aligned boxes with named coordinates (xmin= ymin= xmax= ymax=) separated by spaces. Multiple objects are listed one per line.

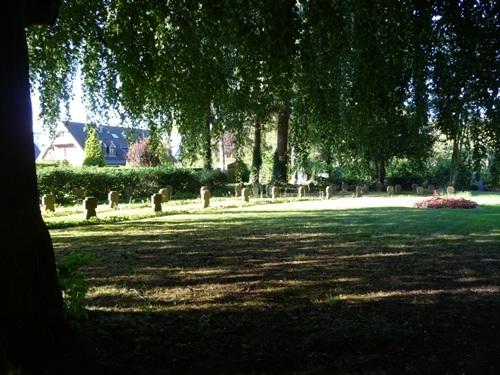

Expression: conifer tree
xmin=83 ymin=127 xmax=105 ymax=167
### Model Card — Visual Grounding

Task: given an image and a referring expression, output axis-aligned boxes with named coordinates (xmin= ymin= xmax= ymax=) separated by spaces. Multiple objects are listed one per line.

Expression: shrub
xmin=414 ymin=197 xmax=477 ymax=209
xmin=199 ymin=168 xmax=229 ymax=195
xmin=37 ymin=166 xmax=230 ymax=205
xmin=127 ymin=138 xmax=161 ymax=167
xmin=83 ymin=127 xmax=105 ymax=167
xmin=58 ymin=252 xmax=95 ymax=321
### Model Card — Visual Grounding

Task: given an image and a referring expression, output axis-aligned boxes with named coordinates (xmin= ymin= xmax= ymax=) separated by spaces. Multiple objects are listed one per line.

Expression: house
xmin=37 ymin=121 xmax=149 ymax=166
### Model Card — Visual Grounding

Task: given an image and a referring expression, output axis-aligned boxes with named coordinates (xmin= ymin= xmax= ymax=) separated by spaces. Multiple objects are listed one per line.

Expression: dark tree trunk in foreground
xmin=251 ymin=117 xmax=262 ymax=183
xmin=272 ymin=100 xmax=290 ymax=183
xmin=0 ymin=1 xmax=64 ymax=373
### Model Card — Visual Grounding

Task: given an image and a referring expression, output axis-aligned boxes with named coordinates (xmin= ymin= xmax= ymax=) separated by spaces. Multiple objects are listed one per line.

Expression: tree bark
xmin=0 ymin=2 xmax=64 ymax=373
xmin=203 ymin=111 xmax=212 ymax=169
xmin=449 ymin=132 xmax=461 ymax=188
xmin=251 ymin=117 xmax=262 ymax=184
xmin=377 ymin=158 xmax=386 ymax=184
xmin=272 ymin=100 xmax=291 ymax=183
xmin=219 ymin=134 xmax=226 ymax=171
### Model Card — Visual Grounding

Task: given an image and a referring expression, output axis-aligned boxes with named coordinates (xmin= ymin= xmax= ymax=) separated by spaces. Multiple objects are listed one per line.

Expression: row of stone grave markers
xmin=41 ymin=182 xmax=459 ymax=219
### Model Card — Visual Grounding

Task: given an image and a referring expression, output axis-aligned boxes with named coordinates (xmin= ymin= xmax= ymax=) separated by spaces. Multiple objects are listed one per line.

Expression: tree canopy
xmin=28 ymin=0 xmax=499 ymax=184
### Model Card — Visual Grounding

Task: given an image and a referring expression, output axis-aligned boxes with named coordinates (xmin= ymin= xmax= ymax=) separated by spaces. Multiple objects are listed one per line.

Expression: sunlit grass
xmin=48 ymin=191 xmax=500 ymax=373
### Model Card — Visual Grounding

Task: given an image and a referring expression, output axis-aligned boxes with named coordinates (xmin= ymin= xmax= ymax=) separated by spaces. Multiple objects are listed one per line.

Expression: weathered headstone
xmin=271 ymin=186 xmax=278 ymax=199
xmin=83 ymin=196 xmax=98 ymax=219
xmin=416 ymin=186 xmax=424 ymax=195
xmin=395 ymin=184 xmax=402 ymax=193
xmin=108 ymin=191 xmax=119 ymax=209
xmin=242 ymin=188 xmax=250 ymax=202
xmin=427 ymin=184 xmax=435 ymax=193
xmin=326 ymin=185 xmax=334 ymax=199
xmin=42 ymin=194 xmax=55 ymax=212
xmin=202 ymin=189 xmax=210 ymax=208
xmin=151 ymin=193 xmax=163 ymax=212
xmin=411 ymin=183 xmax=418 ymax=193
xmin=200 ymin=186 xmax=209 ymax=199
xmin=298 ymin=186 xmax=306 ymax=198
xmin=341 ymin=182 xmax=348 ymax=194
xmin=387 ymin=185 xmax=394 ymax=196
xmin=235 ymin=183 xmax=243 ymax=198
xmin=353 ymin=185 xmax=363 ymax=198
xmin=447 ymin=186 xmax=455 ymax=195
xmin=159 ymin=185 xmax=172 ymax=203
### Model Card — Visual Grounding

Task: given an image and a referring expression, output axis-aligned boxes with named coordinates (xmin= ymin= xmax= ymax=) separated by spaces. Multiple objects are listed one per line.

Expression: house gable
xmin=39 ymin=121 xmax=150 ymax=166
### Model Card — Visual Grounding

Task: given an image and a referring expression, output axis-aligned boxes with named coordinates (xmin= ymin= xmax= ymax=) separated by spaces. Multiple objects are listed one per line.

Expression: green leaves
xmin=83 ymin=127 xmax=105 ymax=167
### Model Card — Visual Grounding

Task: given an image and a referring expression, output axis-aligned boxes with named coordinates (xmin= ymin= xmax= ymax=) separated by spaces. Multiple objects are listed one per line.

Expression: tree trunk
xmin=251 ymin=117 xmax=262 ymax=184
xmin=377 ymin=158 xmax=386 ymax=184
xmin=0 ymin=3 xmax=64 ymax=373
xmin=449 ymin=133 xmax=461 ymax=187
xmin=203 ymin=112 xmax=212 ymax=169
xmin=272 ymin=100 xmax=291 ymax=183
xmin=219 ymin=133 xmax=226 ymax=171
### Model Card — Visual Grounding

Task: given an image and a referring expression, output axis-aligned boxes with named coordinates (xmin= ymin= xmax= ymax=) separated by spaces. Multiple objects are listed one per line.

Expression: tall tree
xmin=432 ymin=0 xmax=499 ymax=187
xmin=83 ymin=126 xmax=105 ymax=166
xmin=0 ymin=1 xmax=64 ymax=373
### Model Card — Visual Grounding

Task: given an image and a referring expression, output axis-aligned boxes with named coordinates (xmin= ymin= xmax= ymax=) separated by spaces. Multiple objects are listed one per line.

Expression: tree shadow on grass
xmin=51 ymin=206 xmax=500 ymax=374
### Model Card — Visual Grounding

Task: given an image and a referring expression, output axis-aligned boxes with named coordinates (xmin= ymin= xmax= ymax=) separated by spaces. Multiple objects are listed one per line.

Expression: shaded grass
xmin=51 ymin=196 xmax=500 ymax=374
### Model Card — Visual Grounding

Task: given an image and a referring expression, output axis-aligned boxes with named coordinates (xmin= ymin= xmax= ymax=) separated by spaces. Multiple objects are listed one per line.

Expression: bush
xmin=414 ymin=197 xmax=477 ymax=209
xmin=83 ymin=127 xmax=105 ymax=167
xmin=199 ymin=168 xmax=230 ymax=195
xmin=37 ymin=166 xmax=231 ymax=205
xmin=127 ymin=138 xmax=160 ymax=167
xmin=58 ymin=252 xmax=95 ymax=321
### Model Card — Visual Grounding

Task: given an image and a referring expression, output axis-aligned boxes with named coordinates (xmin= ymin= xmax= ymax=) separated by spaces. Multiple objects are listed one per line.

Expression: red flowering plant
xmin=414 ymin=197 xmax=478 ymax=209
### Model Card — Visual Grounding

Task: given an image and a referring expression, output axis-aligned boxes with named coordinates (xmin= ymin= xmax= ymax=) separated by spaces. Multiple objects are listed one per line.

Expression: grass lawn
xmin=50 ymin=192 xmax=500 ymax=374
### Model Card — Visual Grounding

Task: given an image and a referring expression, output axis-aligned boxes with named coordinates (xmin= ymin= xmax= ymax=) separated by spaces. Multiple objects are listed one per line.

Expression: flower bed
xmin=414 ymin=196 xmax=478 ymax=209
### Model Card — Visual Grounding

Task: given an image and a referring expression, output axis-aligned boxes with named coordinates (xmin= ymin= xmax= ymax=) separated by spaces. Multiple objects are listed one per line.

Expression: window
xmin=101 ymin=141 xmax=108 ymax=155
xmin=109 ymin=141 xmax=117 ymax=157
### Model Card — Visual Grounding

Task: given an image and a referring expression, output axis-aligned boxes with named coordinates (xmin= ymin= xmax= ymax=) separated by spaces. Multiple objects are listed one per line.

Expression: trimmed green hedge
xmin=37 ymin=166 xmax=229 ymax=205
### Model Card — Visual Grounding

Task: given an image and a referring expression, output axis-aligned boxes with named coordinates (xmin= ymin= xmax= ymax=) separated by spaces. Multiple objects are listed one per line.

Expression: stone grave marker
xmin=108 ymin=191 xmax=119 ymax=209
xmin=447 ymin=186 xmax=455 ymax=195
xmin=242 ymin=188 xmax=250 ymax=202
xmin=395 ymin=184 xmax=402 ymax=193
xmin=235 ymin=183 xmax=243 ymax=198
xmin=353 ymin=185 xmax=363 ymax=198
xmin=159 ymin=185 xmax=172 ymax=203
xmin=151 ymin=193 xmax=163 ymax=212
xmin=387 ymin=185 xmax=394 ymax=196
xmin=271 ymin=186 xmax=278 ymax=199
xmin=326 ymin=185 xmax=333 ymax=199
xmin=202 ymin=189 xmax=211 ymax=208
xmin=298 ymin=186 xmax=305 ymax=198
xmin=416 ymin=186 xmax=424 ymax=195
xmin=42 ymin=194 xmax=55 ymax=212
xmin=200 ymin=186 xmax=209 ymax=199
xmin=411 ymin=183 xmax=418 ymax=193
xmin=83 ymin=197 xmax=98 ymax=219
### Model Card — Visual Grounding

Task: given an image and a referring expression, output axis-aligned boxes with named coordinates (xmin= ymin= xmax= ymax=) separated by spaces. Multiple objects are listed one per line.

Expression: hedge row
xmin=37 ymin=166 xmax=229 ymax=205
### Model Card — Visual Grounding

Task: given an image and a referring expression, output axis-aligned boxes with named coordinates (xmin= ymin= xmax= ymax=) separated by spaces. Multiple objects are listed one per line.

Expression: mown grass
xmin=50 ymin=192 xmax=500 ymax=374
